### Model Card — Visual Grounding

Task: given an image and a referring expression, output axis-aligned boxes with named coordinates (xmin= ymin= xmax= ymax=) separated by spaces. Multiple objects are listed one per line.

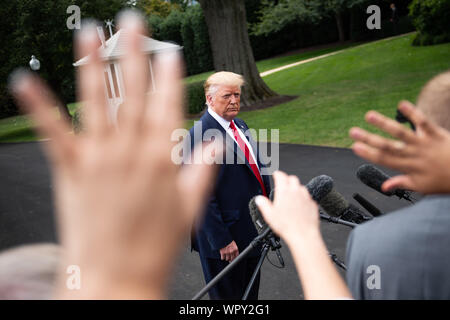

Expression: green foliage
xmin=148 ymin=4 xmax=213 ymax=76
xmin=185 ymin=81 xmax=205 ymax=114
xmin=180 ymin=5 xmax=214 ymax=75
xmin=72 ymin=106 xmax=83 ymax=134
xmin=136 ymin=0 xmax=180 ymax=18
xmin=159 ymin=9 xmax=184 ymax=45
xmin=409 ymin=0 xmax=450 ymax=46
xmin=0 ymin=2 xmax=20 ymax=118
xmin=226 ymin=34 xmax=450 ymax=147
xmin=251 ymin=0 xmax=368 ymax=36
xmin=250 ymin=0 xmax=321 ymax=36
xmin=0 ymin=0 xmax=130 ymax=119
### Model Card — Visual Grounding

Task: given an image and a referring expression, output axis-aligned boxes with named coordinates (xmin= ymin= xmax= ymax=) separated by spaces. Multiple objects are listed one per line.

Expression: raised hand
xmin=10 ymin=11 xmax=218 ymax=299
xmin=350 ymin=101 xmax=450 ymax=194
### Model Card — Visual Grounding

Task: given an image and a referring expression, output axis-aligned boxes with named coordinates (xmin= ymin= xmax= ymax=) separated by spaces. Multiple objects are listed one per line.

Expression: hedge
xmin=409 ymin=0 xmax=450 ymax=46
xmin=185 ymin=81 xmax=205 ymax=115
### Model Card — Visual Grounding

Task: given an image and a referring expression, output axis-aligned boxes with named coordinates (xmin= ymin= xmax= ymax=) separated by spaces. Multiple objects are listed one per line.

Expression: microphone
xmin=269 ymin=175 xmax=333 ymax=203
xmin=353 ymin=193 xmax=382 ymax=217
xmin=356 ymin=164 xmax=414 ymax=202
xmin=305 ymin=175 xmax=334 ymax=203
xmin=270 ymin=175 xmax=366 ymax=225
xmin=249 ymin=197 xmax=284 ymax=267
xmin=319 ymin=187 xmax=372 ymax=224
xmin=396 ymin=108 xmax=416 ymax=131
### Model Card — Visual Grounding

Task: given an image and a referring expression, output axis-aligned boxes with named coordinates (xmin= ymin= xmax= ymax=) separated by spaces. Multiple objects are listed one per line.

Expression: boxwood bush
xmin=409 ymin=0 xmax=450 ymax=46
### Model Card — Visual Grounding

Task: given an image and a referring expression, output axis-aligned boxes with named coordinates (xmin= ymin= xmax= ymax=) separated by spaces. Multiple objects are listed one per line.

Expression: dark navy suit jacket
xmin=186 ymin=110 xmax=272 ymax=259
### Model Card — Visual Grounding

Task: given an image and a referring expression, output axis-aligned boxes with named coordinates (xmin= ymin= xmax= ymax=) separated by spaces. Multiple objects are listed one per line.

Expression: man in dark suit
xmin=185 ymin=71 xmax=272 ymax=300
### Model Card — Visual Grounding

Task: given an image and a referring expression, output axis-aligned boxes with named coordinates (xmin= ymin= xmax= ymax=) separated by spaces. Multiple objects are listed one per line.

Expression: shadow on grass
xmin=0 ymin=127 xmax=37 ymax=143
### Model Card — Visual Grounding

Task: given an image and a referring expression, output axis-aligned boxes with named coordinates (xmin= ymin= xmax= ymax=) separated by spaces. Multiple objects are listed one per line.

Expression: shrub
xmin=409 ymin=0 xmax=450 ymax=46
xmin=72 ymin=106 xmax=83 ymax=134
xmin=185 ymin=81 xmax=205 ymax=115
xmin=159 ymin=9 xmax=184 ymax=46
xmin=181 ymin=5 xmax=214 ymax=75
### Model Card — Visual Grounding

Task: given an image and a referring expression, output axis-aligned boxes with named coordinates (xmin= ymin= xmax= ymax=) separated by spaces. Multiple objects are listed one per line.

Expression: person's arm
xmin=256 ymin=171 xmax=352 ymax=300
xmin=349 ymin=101 xmax=450 ymax=194
xmin=10 ymin=11 xmax=219 ymax=299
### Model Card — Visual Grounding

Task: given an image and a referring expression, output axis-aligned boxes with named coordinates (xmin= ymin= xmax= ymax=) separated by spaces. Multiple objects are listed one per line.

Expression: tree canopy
xmin=251 ymin=0 xmax=368 ymax=40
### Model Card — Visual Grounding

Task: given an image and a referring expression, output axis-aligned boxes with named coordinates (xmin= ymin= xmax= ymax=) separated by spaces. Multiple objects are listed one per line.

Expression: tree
xmin=1 ymin=0 xmax=129 ymax=120
xmin=251 ymin=0 xmax=321 ymax=36
xmin=136 ymin=0 xmax=181 ymax=18
xmin=324 ymin=0 xmax=368 ymax=42
xmin=252 ymin=0 xmax=368 ymax=42
xmin=198 ymin=0 xmax=278 ymax=108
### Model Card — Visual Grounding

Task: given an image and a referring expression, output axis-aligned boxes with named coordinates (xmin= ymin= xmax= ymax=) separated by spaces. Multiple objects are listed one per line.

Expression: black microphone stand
xmin=192 ymin=227 xmax=278 ymax=300
xmin=319 ymin=211 xmax=357 ymax=228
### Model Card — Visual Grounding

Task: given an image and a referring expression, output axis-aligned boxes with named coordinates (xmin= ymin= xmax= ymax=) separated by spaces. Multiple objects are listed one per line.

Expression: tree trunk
xmin=349 ymin=7 xmax=355 ymax=41
xmin=46 ymin=73 xmax=72 ymax=122
xmin=335 ymin=11 xmax=345 ymax=42
xmin=199 ymin=0 xmax=278 ymax=107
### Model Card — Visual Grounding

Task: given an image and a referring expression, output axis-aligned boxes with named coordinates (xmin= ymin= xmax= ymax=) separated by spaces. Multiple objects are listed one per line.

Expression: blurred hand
xmin=350 ymin=101 xmax=450 ymax=194
xmin=10 ymin=11 xmax=217 ymax=299
xmin=255 ymin=171 xmax=319 ymax=244
xmin=220 ymin=240 xmax=239 ymax=262
xmin=255 ymin=171 xmax=352 ymax=299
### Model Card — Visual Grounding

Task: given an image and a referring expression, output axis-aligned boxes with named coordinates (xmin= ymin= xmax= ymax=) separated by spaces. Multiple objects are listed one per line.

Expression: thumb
xmin=255 ymin=195 xmax=274 ymax=222
xmin=382 ymin=175 xmax=414 ymax=192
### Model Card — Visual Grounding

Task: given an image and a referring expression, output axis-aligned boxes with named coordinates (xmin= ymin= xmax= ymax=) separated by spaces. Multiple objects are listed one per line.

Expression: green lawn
xmin=187 ymin=33 xmax=450 ymax=147
xmin=0 ymin=103 xmax=78 ymax=142
xmin=183 ymin=42 xmax=353 ymax=84
xmin=2 ymin=34 xmax=450 ymax=146
xmin=0 ymin=41 xmax=353 ymax=143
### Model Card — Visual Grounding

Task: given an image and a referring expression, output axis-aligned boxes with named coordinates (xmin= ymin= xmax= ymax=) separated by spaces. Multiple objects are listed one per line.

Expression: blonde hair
xmin=204 ymin=71 xmax=245 ymax=97
xmin=416 ymin=70 xmax=450 ymax=131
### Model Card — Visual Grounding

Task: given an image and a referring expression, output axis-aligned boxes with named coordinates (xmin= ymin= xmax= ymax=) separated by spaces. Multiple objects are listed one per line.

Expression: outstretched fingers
xmin=145 ymin=49 xmax=184 ymax=135
xmin=351 ymin=141 xmax=414 ymax=172
xmin=76 ymin=23 xmax=109 ymax=137
xmin=117 ymin=10 xmax=150 ymax=131
xmin=397 ymin=101 xmax=442 ymax=137
xmin=9 ymin=70 xmax=75 ymax=164
xmin=382 ymin=175 xmax=415 ymax=193
xmin=177 ymin=142 xmax=222 ymax=225
xmin=364 ymin=110 xmax=417 ymax=144
xmin=349 ymin=127 xmax=412 ymax=156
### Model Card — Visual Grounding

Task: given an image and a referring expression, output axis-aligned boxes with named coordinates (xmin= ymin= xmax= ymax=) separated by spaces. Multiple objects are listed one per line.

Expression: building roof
xmin=73 ymin=29 xmax=181 ymax=66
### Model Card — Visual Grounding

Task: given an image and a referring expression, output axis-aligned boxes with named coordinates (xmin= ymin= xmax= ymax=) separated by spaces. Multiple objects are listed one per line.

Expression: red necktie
xmin=230 ymin=121 xmax=267 ymax=197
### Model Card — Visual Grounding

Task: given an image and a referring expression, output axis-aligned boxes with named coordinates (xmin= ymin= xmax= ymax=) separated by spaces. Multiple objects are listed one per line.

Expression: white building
xmin=73 ymin=28 xmax=181 ymax=123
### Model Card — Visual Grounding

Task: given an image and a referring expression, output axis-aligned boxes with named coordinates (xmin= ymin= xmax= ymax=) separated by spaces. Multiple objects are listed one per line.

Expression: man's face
xmin=207 ymin=85 xmax=241 ymax=121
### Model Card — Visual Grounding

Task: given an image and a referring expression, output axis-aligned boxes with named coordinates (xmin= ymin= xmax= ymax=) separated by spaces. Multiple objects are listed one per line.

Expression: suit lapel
xmin=203 ymin=113 xmax=267 ymax=189
xmin=202 ymin=112 xmax=246 ymax=166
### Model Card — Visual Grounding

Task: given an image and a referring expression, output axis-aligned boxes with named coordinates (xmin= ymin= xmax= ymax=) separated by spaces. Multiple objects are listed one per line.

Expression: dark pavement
xmin=0 ymin=142 xmax=414 ymax=299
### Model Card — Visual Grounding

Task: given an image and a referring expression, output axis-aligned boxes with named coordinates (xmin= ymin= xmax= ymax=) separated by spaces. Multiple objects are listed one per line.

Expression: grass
xmin=0 ymin=41 xmax=353 ymax=143
xmin=187 ymin=33 xmax=450 ymax=147
xmin=0 ymin=103 xmax=78 ymax=142
xmin=183 ymin=42 xmax=354 ymax=84
xmin=2 ymin=34 xmax=450 ymax=146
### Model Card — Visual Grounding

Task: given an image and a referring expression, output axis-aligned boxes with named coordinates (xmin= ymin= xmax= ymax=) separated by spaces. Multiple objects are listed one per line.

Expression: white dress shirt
xmin=207 ymin=107 xmax=260 ymax=169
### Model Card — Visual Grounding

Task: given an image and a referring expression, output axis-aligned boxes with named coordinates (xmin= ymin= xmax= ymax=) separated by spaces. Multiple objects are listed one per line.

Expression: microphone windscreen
xmin=319 ymin=188 xmax=348 ymax=217
xmin=305 ymin=175 xmax=334 ymax=203
xmin=340 ymin=203 xmax=371 ymax=224
xmin=356 ymin=164 xmax=395 ymax=196
xmin=249 ymin=196 xmax=266 ymax=234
